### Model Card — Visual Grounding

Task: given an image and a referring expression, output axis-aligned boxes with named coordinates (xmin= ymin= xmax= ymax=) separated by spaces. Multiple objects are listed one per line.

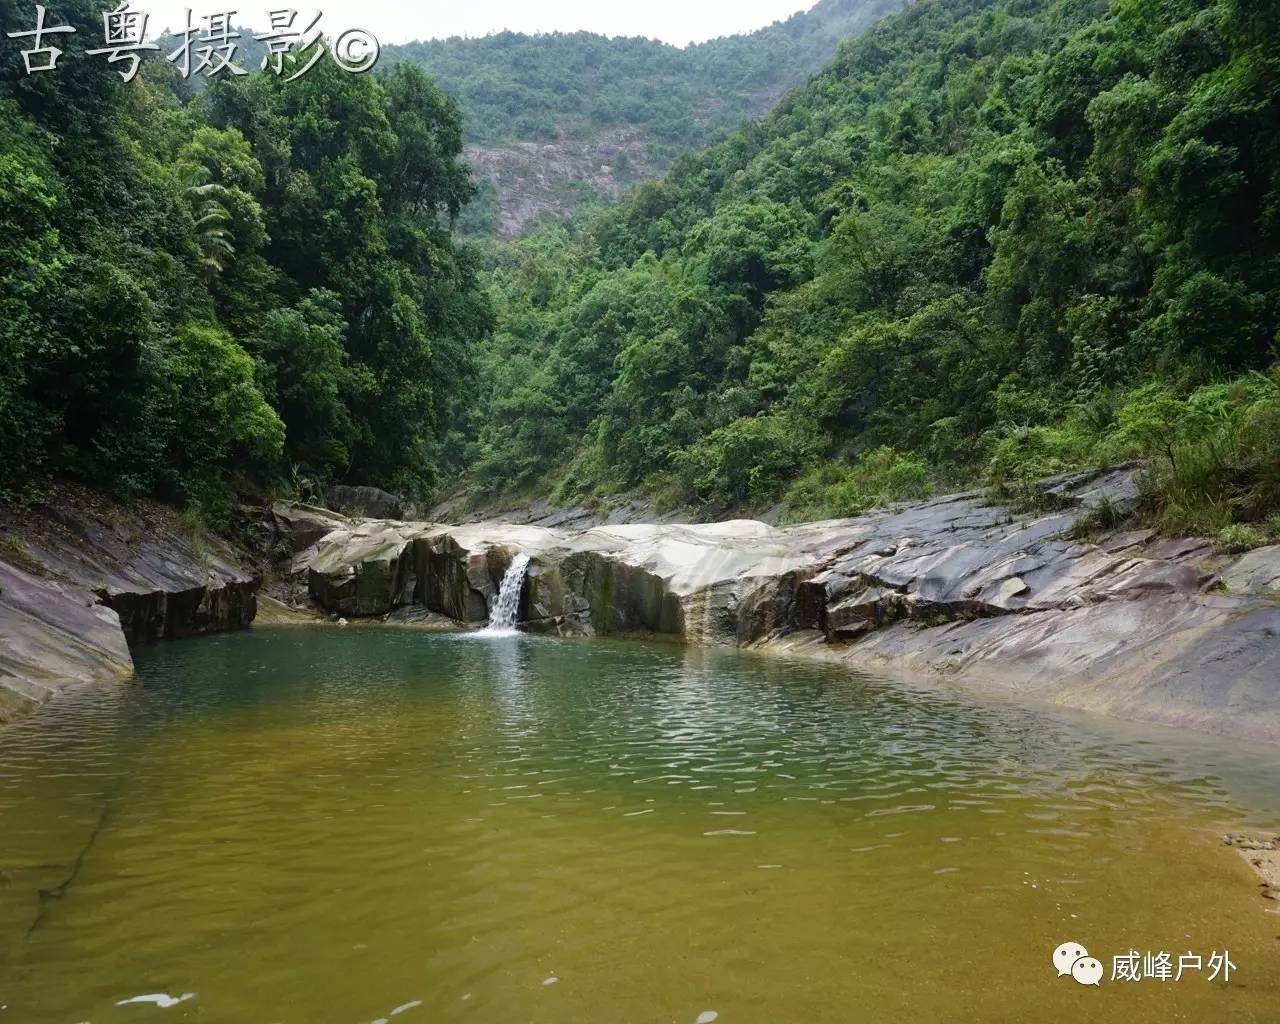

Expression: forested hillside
xmin=458 ymin=0 xmax=1280 ymax=540
xmin=3 ymin=0 xmax=1279 ymax=547
xmin=391 ymin=0 xmax=904 ymax=235
xmin=1 ymin=0 xmax=488 ymax=514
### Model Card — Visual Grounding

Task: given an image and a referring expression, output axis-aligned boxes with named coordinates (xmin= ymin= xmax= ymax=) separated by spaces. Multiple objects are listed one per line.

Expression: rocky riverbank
xmin=3 ymin=469 xmax=1279 ymax=742
xmin=289 ymin=466 xmax=1280 ymax=743
xmin=0 ymin=488 xmax=259 ymax=722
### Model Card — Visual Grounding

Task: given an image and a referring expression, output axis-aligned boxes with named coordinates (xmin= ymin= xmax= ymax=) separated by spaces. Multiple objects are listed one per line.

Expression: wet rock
xmin=383 ymin=605 xmax=474 ymax=630
xmin=1224 ymin=832 xmax=1280 ymax=895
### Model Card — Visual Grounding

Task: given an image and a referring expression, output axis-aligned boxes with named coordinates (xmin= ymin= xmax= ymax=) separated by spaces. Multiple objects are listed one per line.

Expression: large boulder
xmin=306 ymin=521 xmax=421 ymax=617
xmin=329 ymin=485 xmax=405 ymax=520
xmin=271 ymin=502 xmax=350 ymax=554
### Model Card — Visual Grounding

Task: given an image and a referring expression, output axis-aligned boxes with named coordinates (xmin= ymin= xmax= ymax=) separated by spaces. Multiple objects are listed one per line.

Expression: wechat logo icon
xmin=1053 ymin=941 xmax=1103 ymax=986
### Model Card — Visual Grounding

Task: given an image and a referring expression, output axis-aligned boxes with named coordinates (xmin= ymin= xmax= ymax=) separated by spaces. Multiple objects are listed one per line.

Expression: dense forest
xmin=0 ymin=0 xmax=489 ymax=515
xmin=459 ymin=0 xmax=1280 ymax=541
xmin=2 ymin=0 xmax=1279 ymax=547
xmin=391 ymin=0 xmax=902 ymax=148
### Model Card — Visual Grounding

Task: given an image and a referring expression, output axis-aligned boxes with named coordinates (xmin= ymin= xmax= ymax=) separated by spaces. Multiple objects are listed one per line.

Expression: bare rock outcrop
xmin=0 ymin=560 xmax=133 ymax=723
xmin=296 ymin=466 xmax=1280 ymax=742
xmin=0 ymin=488 xmax=261 ymax=721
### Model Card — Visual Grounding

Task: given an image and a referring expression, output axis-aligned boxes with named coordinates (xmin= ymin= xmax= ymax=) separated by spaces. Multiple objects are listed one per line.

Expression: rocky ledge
xmin=0 ymin=488 xmax=259 ymax=723
xmin=291 ymin=466 xmax=1280 ymax=743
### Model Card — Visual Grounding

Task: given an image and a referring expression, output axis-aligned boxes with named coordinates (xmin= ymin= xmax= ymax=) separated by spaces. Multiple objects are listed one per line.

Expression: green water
xmin=1 ymin=627 xmax=1278 ymax=1023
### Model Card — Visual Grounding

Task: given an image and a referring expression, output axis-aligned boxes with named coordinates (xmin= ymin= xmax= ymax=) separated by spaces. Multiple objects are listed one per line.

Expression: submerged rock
xmin=293 ymin=466 xmax=1280 ymax=743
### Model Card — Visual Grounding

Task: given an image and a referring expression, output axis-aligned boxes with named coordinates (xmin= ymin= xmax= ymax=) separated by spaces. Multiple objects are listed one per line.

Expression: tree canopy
xmin=456 ymin=0 xmax=1280 ymax=532
xmin=0 ymin=0 xmax=489 ymax=513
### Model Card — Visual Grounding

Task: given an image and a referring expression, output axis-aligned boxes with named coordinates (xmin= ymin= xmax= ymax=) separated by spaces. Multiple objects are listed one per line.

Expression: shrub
xmin=984 ymin=425 xmax=1095 ymax=494
xmin=783 ymin=446 xmax=933 ymax=522
xmin=1069 ymin=494 xmax=1129 ymax=540
xmin=1114 ymin=370 xmax=1280 ymax=535
xmin=674 ymin=415 xmax=814 ymax=507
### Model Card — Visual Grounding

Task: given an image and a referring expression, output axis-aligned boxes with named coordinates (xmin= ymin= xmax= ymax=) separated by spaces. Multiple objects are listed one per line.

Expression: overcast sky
xmin=133 ymin=1 xmax=819 ymax=47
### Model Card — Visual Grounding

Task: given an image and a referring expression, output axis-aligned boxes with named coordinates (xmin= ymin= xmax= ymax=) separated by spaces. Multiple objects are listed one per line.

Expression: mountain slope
xmin=455 ymin=0 xmax=1280 ymax=536
xmin=388 ymin=0 xmax=904 ymax=235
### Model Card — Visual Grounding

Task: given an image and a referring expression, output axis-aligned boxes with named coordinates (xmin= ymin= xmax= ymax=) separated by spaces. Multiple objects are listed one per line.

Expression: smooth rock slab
xmin=0 ymin=560 xmax=133 ymax=723
xmin=2 ymin=497 xmax=258 ymax=644
xmin=292 ymin=467 xmax=1280 ymax=742
xmin=1222 ymin=546 xmax=1280 ymax=595
xmin=0 ymin=488 xmax=263 ymax=724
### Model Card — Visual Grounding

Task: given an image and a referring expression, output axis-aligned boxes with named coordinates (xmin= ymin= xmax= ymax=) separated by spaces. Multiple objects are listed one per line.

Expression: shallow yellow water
xmin=1 ymin=628 xmax=1277 ymax=1022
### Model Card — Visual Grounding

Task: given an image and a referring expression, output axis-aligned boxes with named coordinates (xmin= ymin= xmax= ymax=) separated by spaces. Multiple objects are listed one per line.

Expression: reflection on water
xmin=0 ymin=627 xmax=1277 ymax=1023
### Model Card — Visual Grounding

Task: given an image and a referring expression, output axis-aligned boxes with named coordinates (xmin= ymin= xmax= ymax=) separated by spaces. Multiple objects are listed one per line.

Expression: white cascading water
xmin=481 ymin=553 xmax=530 ymax=636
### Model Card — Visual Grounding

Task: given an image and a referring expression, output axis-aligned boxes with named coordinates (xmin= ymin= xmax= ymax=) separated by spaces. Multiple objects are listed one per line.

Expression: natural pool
xmin=1 ymin=627 xmax=1278 ymax=1023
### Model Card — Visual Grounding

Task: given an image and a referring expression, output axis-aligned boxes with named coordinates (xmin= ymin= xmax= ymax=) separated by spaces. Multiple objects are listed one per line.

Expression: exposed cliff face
xmin=391 ymin=0 xmax=906 ymax=238
xmin=0 ymin=488 xmax=261 ymax=721
xmin=298 ymin=467 xmax=1280 ymax=743
xmin=465 ymin=129 xmax=660 ymax=239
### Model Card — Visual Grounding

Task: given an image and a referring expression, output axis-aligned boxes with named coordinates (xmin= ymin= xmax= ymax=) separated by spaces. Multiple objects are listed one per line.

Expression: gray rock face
xmin=1222 ymin=545 xmax=1280 ymax=594
xmin=328 ymin=485 xmax=405 ymax=520
xmin=4 ymin=502 xmax=258 ymax=644
xmin=0 ymin=561 xmax=134 ymax=723
xmin=306 ymin=521 xmax=422 ymax=617
xmin=271 ymin=502 xmax=350 ymax=554
xmin=296 ymin=466 xmax=1280 ymax=743
xmin=0 ymin=490 xmax=261 ymax=722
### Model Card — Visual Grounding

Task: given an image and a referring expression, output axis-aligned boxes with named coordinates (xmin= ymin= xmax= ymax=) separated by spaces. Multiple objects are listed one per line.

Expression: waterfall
xmin=481 ymin=553 xmax=530 ymax=635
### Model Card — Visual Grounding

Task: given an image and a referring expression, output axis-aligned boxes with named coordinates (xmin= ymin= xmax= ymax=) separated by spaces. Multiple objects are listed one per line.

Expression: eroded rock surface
xmin=0 ymin=488 xmax=261 ymax=721
xmin=2 ymin=501 xmax=257 ymax=644
xmin=0 ymin=560 xmax=134 ymax=723
xmin=328 ymin=485 xmax=406 ymax=520
xmin=298 ymin=466 xmax=1280 ymax=742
